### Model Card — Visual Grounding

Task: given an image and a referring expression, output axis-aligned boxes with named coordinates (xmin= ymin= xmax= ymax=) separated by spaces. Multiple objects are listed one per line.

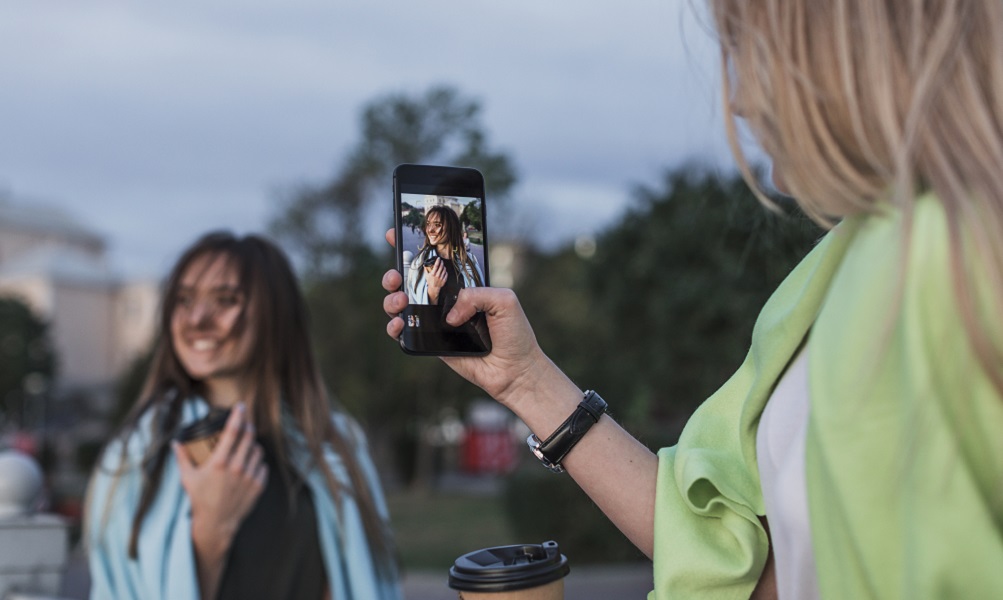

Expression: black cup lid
xmin=448 ymin=540 xmax=570 ymax=593
xmin=175 ymin=408 xmax=231 ymax=443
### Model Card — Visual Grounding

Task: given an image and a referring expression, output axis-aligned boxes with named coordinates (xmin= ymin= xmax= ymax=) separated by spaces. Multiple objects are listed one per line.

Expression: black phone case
xmin=393 ymin=163 xmax=492 ymax=356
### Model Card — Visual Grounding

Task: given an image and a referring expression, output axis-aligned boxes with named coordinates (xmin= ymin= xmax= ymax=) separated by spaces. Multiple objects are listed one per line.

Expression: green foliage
xmin=271 ymin=85 xmax=517 ymax=277
xmin=461 ymin=200 xmax=483 ymax=232
xmin=268 ymin=83 xmax=820 ymax=500
xmin=402 ymin=209 xmax=423 ymax=232
xmin=517 ymin=166 xmax=823 ymax=441
xmin=0 ymin=296 xmax=56 ymax=424
xmin=388 ymin=489 xmax=520 ymax=570
xmin=591 ymin=168 xmax=821 ymax=421
xmin=271 ymin=85 xmax=518 ymax=486
xmin=501 ymin=466 xmax=646 ymax=564
xmin=304 ymin=256 xmax=491 ymax=486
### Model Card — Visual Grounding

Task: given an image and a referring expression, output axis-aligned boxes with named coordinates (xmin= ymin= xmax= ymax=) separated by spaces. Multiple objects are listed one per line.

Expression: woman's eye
xmin=217 ymin=295 xmax=240 ymax=307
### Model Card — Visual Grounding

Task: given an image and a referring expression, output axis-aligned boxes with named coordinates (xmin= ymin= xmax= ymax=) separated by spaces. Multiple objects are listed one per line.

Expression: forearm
xmin=504 ymin=359 xmax=658 ymax=558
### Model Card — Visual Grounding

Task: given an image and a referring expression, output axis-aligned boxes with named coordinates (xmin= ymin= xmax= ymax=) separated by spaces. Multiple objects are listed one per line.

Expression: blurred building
xmin=0 ymin=195 xmax=162 ymax=507
xmin=421 ymin=194 xmax=464 ymax=216
xmin=0 ymin=195 xmax=159 ymax=411
xmin=488 ymin=241 xmax=528 ymax=289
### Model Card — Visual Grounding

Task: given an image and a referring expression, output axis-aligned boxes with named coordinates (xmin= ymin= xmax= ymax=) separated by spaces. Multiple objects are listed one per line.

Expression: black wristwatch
xmin=527 ymin=390 xmax=608 ymax=473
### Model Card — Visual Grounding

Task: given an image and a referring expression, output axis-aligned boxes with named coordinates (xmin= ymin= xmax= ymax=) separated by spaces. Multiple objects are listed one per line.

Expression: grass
xmin=387 ymin=489 xmax=521 ymax=571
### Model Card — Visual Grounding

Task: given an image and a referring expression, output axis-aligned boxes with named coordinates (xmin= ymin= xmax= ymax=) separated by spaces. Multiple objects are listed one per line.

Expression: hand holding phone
xmin=382 ymin=255 xmax=558 ymax=407
xmin=393 ymin=164 xmax=491 ymax=355
xmin=426 ymin=258 xmax=448 ymax=305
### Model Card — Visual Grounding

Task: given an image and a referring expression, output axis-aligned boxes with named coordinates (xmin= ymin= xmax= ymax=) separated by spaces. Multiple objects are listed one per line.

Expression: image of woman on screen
xmin=406 ymin=205 xmax=484 ymax=307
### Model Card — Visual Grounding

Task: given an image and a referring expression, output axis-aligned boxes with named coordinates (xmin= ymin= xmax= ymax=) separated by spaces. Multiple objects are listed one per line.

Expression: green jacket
xmin=652 ymin=196 xmax=1003 ymax=599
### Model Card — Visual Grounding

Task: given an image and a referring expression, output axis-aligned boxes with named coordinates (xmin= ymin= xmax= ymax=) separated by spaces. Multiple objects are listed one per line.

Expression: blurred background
xmin=0 ymin=0 xmax=823 ymax=597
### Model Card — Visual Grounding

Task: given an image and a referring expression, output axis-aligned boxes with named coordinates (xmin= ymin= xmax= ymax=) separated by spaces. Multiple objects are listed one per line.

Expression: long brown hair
xmin=709 ymin=0 xmax=1003 ymax=395
xmin=106 ymin=231 xmax=395 ymax=577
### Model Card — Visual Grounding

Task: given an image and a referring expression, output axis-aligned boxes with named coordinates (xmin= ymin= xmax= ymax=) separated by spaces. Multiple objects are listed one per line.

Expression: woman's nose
xmin=187 ymin=300 xmax=214 ymax=325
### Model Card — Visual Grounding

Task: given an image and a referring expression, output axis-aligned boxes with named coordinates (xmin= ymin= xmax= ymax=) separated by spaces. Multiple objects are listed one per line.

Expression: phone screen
xmin=394 ymin=164 xmax=491 ymax=355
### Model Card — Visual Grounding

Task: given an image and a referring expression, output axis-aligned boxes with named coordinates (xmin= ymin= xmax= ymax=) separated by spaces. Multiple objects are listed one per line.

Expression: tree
xmin=0 ymin=296 xmax=57 ymax=427
xmin=270 ymin=85 xmax=518 ymax=489
xmin=517 ymin=166 xmax=823 ymax=445
xmin=272 ymin=85 xmax=517 ymax=277
xmin=403 ymin=209 xmax=423 ymax=233
xmin=461 ymin=201 xmax=482 ymax=233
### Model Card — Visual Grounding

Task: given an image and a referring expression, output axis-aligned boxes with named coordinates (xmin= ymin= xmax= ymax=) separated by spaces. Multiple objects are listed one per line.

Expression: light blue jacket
xmin=406 ymin=249 xmax=483 ymax=305
xmin=85 ymin=397 xmax=401 ymax=600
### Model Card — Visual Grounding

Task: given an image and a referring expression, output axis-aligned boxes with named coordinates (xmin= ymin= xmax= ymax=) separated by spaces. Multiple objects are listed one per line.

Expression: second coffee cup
xmin=175 ymin=408 xmax=231 ymax=466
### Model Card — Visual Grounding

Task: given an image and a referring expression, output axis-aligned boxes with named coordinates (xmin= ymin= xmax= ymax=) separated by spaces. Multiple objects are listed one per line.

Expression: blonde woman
xmin=88 ymin=232 xmax=400 ymax=600
xmin=382 ymin=1 xmax=1003 ymax=597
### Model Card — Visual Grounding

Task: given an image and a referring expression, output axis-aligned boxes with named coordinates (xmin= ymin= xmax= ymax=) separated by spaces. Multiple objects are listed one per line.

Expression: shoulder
xmin=96 ymin=408 xmax=158 ymax=473
xmin=817 ymin=195 xmax=988 ymax=360
xmin=811 ymin=192 xmax=1003 ymax=429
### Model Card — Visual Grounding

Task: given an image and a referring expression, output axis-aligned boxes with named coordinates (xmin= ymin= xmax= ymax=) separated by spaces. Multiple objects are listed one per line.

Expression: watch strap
xmin=528 ymin=390 xmax=607 ymax=473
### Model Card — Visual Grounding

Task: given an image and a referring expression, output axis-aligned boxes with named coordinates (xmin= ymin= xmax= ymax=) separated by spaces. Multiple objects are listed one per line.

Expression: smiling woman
xmin=169 ymin=255 xmax=255 ymax=396
xmin=84 ymin=231 xmax=401 ymax=600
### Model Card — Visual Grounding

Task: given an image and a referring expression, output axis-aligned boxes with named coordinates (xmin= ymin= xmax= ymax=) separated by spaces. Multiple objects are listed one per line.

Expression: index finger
xmin=382 ymin=269 xmax=402 ymax=292
xmin=385 ymin=228 xmax=396 ymax=248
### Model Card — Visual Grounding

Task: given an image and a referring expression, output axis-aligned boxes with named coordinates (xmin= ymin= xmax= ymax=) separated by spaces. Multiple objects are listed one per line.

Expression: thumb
xmin=446 ymin=287 xmax=517 ymax=326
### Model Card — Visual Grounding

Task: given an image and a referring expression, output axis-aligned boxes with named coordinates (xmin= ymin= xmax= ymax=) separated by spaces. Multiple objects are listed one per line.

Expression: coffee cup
xmin=175 ymin=408 xmax=231 ymax=466
xmin=448 ymin=540 xmax=570 ymax=600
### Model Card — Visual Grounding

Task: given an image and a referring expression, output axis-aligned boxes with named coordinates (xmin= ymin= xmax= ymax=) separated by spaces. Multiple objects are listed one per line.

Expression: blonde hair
xmin=710 ymin=0 xmax=1003 ymax=393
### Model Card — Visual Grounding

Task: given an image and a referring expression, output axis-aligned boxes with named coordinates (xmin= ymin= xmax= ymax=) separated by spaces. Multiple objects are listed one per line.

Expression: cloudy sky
xmin=0 ymin=0 xmax=734 ymax=277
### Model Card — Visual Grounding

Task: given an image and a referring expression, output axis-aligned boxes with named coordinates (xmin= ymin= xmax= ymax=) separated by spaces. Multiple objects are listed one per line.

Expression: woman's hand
xmin=172 ymin=403 xmax=267 ymax=599
xmin=383 ymin=229 xmax=553 ymax=409
xmin=383 ymin=228 xmax=659 ymax=558
xmin=426 ymin=258 xmax=447 ymax=305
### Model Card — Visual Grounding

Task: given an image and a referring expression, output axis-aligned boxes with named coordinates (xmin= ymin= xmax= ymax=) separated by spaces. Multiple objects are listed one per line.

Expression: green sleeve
xmin=807 ymin=196 xmax=1003 ymax=598
xmin=651 ymin=221 xmax=858 ymax=599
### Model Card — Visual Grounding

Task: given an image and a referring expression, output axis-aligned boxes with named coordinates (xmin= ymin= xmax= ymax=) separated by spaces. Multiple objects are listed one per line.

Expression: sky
xmin=0 ymin=0 xmax=735 ymax=278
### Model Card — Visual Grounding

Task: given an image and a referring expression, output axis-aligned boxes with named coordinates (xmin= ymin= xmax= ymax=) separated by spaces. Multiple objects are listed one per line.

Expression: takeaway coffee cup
xmin=448 ymin=540 xmax=570 ymax=600
xmin=175 ymin=408 xmax=231 ymax=466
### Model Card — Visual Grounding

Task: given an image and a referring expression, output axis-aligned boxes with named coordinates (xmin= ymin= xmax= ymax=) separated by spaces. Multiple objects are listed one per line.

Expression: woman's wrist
xmin=191 ymin=515 xmax=236 ymax=563
xmin=498 ymin=353 xmax=583 ymax=440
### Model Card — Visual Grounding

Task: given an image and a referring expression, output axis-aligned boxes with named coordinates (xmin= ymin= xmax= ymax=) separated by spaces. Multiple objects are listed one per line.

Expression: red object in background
xmin=8 ymin=431 xmax=39 ymax=457
xmin=460 ymin=427 xmax=516 ymax=474
xmin=53 ymin=497 xmax=83 ymax=524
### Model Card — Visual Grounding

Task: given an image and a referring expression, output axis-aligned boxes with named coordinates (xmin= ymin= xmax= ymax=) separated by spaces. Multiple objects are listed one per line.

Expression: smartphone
xmin=393 ymin=163 xmax=492 ymax=356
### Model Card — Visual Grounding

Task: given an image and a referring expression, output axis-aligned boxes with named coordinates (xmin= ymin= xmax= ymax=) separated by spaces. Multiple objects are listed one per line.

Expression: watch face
xmin=526 ymin=434 xmax=564 ymax=473
xmin=528 ymin=392 xmax=607 ymax=474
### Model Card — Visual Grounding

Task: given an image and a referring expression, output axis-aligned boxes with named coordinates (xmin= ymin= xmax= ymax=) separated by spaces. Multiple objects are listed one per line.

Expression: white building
xmin=0 ymin=196 xmax=159 ymax=396
xmin=422 ymin=194 xmax=465 ymax=216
